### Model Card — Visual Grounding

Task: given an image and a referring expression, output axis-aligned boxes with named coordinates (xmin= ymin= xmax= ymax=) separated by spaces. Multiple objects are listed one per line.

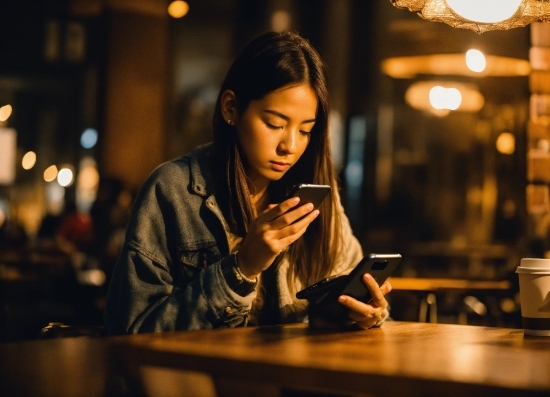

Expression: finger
xmin=277 ymin=202 xmax=318 ymax=228
xmin=337 ymin=295 xmax=380 ymax=318
xmin=275 ymin=209 xmax=319 ymax=244
xmin=263 ymin=198 xmax=315 ymax=225
xmin=277 ymin=196 xmax=304 ymax=215
xmin=380 ymin=281 xmax=392 ymax=295
xmin=363 ymin=274 xmax=387 ymax=308
xmin=260 ymin=200 xmax=297 ymax=221
xmin=348 ymin=309 xmax=382 ymax=324
xmin=338 ymin=295 xmax=383 ymax=324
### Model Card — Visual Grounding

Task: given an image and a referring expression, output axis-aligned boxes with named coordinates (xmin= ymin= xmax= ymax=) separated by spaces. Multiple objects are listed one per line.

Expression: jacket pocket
xmin=177 ymin=242 xmax=221 ymax=285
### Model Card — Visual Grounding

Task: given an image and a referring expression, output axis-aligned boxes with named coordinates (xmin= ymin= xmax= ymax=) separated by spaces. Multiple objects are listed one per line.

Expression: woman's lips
xmin=270 ymin=161 xmax=290 ymax=172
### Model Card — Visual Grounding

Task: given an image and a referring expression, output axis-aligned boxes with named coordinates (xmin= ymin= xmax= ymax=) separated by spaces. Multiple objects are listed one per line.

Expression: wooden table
xmin=116 ymin=321 xmax=550 ymax=397
xmin=0 ymin=336 xmax=112 ymax=397
xmin=388 ymin=277 xmax=511 ymax=291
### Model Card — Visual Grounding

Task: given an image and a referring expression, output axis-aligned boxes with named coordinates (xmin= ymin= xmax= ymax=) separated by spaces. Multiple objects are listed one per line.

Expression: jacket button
xmin=224 ymin=306 xmax=232 ymax=314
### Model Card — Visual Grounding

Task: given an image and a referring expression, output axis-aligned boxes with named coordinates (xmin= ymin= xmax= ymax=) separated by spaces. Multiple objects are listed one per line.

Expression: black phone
xmin=286 ymin=184 xmax=331 ymax=210
xmin=296 ymin=253 xmax=402 ymax=323
xmin=339 ymin=253 xmax=402 ymax=302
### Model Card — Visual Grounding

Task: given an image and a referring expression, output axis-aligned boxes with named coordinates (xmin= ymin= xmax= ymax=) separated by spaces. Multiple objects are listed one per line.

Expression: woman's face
xmin=234 ymin=83 xmax=318 ymax=190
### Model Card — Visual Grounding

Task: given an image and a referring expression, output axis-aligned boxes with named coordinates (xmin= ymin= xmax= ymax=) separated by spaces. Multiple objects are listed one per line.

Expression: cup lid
xmin=516 ymin=266 xmax=550 ymax=274
xmin=520 ymin=258 xmax=550 ymax=269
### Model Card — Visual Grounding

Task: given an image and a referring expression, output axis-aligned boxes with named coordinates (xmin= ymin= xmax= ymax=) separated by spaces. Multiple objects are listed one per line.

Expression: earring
xmin=227 ymin=119 xmax=233 ymax=125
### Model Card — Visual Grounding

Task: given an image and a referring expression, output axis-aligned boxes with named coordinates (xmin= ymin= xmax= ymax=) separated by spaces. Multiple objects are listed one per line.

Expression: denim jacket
xmin=103 ymin=143 xmax=364 ymax=335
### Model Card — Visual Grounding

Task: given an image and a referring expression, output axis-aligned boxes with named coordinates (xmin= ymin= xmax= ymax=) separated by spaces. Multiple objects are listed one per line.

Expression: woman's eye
xmin=300 ymin=130 xmax=312 ymax=136
xmin=266 ymin=123 xmax=282 ymax=130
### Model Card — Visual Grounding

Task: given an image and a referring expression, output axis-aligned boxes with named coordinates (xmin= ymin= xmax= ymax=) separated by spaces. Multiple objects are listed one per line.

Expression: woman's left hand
xmin=337 ymin=273 xmax=392 ymax=329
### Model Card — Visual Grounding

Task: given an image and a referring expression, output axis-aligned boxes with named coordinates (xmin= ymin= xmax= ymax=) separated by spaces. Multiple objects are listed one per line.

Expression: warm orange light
xmin=446 ymin=0 xmax=522 ymax=24
xmin=168 ymin=1 xmax=189 ymax=18
xmin=43 ymin=165 xmax=58 ymax=182
xmin=78 ymin=164 xmax=99 ymax=190
xmin=22 ymin=151 xmax=37 ymax=170
xmin=496 ymin=132 xmax=516 ymax=154
xmin=0 ymin=104 xmax=12 ymax=122
xmin=405 ymin=81 xmax=485 ymax=115
xmin=381 ymin=54 xmax=530 ymax=79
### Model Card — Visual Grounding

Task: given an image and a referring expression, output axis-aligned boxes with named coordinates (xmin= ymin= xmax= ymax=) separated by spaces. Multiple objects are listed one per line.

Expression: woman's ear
xmin=220 ymin=90 xmax=237 ymax=126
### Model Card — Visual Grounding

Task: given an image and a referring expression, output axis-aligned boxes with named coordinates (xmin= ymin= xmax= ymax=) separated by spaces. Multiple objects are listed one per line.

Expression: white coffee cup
xmin=516 ymin=258 xmax=550 ymax=336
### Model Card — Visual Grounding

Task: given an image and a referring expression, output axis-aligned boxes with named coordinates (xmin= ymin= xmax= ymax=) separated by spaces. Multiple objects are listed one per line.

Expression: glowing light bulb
xmin=429 ymin=86 xmax=462 ymax=111
xmin=168 ymin=1 xmax=189 ymax=18
xmin=445 ymin=0 xmax=522 ymax=23
xmin=465 ymin=49 xmax=486 ymax=73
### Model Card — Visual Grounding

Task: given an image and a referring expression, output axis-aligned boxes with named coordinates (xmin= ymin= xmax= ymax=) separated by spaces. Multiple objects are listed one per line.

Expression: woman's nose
xmin=278 ymin=129 xmax=297 ymax=154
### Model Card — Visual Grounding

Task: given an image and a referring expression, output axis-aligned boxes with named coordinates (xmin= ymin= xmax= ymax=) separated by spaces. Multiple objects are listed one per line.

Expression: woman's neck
xmin=248 ymin=182 xmax=270 ymax=217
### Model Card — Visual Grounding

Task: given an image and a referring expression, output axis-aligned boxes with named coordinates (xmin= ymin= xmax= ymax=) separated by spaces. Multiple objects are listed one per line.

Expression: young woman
xmin=103 ymin=31 xmax=391 ymax=335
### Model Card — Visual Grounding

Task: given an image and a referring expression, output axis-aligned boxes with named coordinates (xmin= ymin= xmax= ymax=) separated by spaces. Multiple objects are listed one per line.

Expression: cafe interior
xmin=1 ymin=1 xmax=550 ymax=396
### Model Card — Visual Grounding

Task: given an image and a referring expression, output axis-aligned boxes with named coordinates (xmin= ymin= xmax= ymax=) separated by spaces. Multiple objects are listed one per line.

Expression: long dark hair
xmin=212 ymin=31 xmax=342 ymax=287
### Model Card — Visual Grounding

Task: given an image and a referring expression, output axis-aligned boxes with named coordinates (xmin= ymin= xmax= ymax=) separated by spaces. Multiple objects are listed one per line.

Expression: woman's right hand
xmin=236 ymin=197 xmax=319 ymax=279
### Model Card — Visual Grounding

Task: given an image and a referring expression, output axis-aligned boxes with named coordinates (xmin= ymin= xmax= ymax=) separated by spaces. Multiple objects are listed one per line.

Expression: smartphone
xmin=339 ymin=253 xmax=402 ymax=302
xmin=286 ymin=184 xmax=331 ymax=210
xmin=296 ymin=253 xmax=402 ymax=322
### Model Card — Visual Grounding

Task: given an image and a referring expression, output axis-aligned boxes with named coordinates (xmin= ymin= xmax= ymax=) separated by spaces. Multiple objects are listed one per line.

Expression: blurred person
xmin=0 ymin=208 xmax=28 ymax=250
xmin=55 ymin=199 xmax=93 ymax=255
xmin=89 ymin=177 xmax=132 ymax=281
xmin=104 ymin=31 xmax=392 ymax=335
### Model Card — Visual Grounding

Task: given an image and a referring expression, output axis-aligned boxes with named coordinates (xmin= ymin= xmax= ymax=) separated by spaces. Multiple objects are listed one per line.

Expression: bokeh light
xmin=429 ymin=86 xmax=462 ymax=110
xmin=168 ymin=1 xmax=189 ymax=18
xmin=45 ymin=181 xmax=65 ymax=215
xmin=22 ymin=151 xmax=37 ymax=170
xmin=496 ymin=132 xmax=515 ymax=155
xmin=80 ymin=128 xmax=98 ymax=149
xmin=57 ymin=167 xmax=74 ymax=187
xmin=43 ymin=165 xmax=58 ymax=182
xmin=465 ymin=49 xmax=486 ymax=73
xmin=76 ymin=157 xmax=100 ymax=211
xmin=0 ymin=104 xmax=12 ymax=122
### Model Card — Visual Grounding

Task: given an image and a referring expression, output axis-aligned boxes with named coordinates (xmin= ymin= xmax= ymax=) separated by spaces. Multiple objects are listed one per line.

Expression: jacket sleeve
xmin=103 ymin=160 xmax=256 ymax=335
xmin=104 ymin=246 xmax=256 ymax=334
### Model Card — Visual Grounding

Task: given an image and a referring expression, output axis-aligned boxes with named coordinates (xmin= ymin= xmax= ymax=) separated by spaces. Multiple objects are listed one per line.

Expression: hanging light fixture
xmin=390 ymin=0 xmax=550 ymax=33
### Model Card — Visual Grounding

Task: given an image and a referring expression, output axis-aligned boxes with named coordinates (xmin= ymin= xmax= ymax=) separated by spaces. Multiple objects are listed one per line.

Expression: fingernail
xmin=307 ymin=203 xmax=314 ymax=210
xmin=313 ymin=209 xmax=320 ymax=217
xmin=338 ymin=295 xmax=347 ymax=303
xmin=293 ymin=197 xmax=300 ymax=204
xmin=364 ymin=273 xmax=371 ymax=281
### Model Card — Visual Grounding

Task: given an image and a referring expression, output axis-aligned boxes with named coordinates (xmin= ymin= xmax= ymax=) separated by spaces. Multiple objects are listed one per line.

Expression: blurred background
xmin=0 ymin=0 xmax=548 ymax=341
